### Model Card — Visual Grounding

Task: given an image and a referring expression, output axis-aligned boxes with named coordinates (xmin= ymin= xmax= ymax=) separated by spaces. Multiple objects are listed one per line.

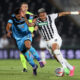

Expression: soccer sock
xmin=40 ymin=51 xmax=46 ymax=62
xmin=25 ymin=51 xmax=36 ymax=68
xmin=20 ymin=53 xmax=27 ymax=69
xmin=29 ymin=46 xmax=41 ymax=61
xmin=64 ymin=59 xmax=73 ymax=70
xmin=53 ymin=49 xmax=67 ymax=69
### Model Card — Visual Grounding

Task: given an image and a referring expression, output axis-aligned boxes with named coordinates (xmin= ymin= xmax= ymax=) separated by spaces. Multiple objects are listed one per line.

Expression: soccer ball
xmin=55 ymin=67 xmax=64 ymax=77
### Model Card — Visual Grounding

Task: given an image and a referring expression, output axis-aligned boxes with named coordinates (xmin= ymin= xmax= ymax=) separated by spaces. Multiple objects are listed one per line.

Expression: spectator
xmin=0 ymin=34 xmax=9 ymax=48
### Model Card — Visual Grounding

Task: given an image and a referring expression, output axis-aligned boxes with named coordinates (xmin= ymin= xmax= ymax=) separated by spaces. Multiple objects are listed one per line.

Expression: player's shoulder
xmin=48 ymin=13 xmax=58 ymax=16
xmin=48 ymin=13 xmax=58 ymax=19
xmin=9 ymin=14 xmax=15 ymax=20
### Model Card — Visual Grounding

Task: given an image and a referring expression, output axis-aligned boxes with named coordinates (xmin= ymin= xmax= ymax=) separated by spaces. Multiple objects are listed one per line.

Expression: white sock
xmin=64 ymin=59 xmax=73 ymax=70
xmin=40 ymin=51 xmax=46 ymax=62
xmin=54 ymin=49 xmax=67 ymax=69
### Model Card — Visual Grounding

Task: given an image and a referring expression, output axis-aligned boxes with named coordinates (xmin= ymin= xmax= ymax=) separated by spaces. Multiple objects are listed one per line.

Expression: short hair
xmin=20 ymin=2 xmax=28 ymax=7
xmin=14 ymin=8 xmax=20 ymax=15
xmin=38 ymin=8 xmax=46 ymax=13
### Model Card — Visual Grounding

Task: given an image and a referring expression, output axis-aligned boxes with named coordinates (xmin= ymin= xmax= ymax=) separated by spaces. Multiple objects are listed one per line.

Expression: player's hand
xmin=7 ymin=31 xmax=12 ymax=38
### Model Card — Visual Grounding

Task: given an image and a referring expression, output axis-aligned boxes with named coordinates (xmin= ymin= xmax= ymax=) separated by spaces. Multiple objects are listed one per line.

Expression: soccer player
xmin=25 ymin=8 xmax=80 ymax=76
xmin=6 ymin=8 xmax=42 ymax=75
xmin=19 ymin=2 xmax=44 ymax=72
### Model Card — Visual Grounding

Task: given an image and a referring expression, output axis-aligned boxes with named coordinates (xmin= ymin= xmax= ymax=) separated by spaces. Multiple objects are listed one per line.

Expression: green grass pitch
xmin=0 ymin=59 xmax=80 ymax=80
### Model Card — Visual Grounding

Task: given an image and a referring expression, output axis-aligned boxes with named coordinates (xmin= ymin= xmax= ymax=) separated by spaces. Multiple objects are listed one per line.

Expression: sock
xmin=29 ymin=46 xmax=41 ymax=61
xmin=24 ymin=51 xmax=36 ymax=68
xmin=64 ymin=59 xmax=73 ymax=70
xmin=40 ymin=51 xmax=46 ymax=62
xmin=53 ymin=49 xmax=67 ymax=69
xmin=20 ymin=53 xmax=27 ymax=69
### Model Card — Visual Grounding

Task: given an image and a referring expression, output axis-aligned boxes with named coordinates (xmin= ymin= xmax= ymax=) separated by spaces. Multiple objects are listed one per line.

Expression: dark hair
xmin=14 ymin=8 xmax=21 ymax=15
xmin=38 ymin=8 xmax=46 ymax=13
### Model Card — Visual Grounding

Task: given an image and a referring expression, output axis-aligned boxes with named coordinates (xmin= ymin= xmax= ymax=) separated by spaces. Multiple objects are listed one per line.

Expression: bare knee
xmin=52 ymin=43 xmax=59 ymax=51
xmin=24 ymin=40 xmax=31 ymax=50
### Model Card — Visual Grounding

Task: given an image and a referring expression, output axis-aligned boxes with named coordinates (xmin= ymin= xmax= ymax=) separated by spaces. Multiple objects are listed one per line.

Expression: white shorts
xmin=39 ymin=38 xmax=47 ymax=48
xmin=46 ymin=35 xmax=62 ymax=51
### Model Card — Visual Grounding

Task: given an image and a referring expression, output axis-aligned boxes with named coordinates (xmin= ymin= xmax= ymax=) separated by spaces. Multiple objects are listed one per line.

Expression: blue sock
xmin=29 ymin=46 xmax=41 ymax=61
xmin=24 ymin=51 xmax=36 ymax=68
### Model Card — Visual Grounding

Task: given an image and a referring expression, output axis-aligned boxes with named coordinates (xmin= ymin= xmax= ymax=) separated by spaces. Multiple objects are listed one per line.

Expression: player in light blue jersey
xmin=6 ymin=8 xmax=43 ymax=75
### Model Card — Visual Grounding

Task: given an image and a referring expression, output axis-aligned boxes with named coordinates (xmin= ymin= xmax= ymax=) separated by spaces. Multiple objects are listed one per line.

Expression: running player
xmin=19 ymin=2 xmax=44 ymax=72
xmin=25 ymin=8 xmax=80 ymax=76
xmin=6 ymin=8 xmax=40 ymax=75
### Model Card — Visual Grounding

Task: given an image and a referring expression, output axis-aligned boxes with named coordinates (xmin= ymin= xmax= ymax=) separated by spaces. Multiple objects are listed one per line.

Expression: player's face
xmin=16 ymin=14 xmax=22 ymax=20
xmin=39 ymin=12 xmax=47 ymax=21
xmin=21 ymin=4 xmax=28 ymax=13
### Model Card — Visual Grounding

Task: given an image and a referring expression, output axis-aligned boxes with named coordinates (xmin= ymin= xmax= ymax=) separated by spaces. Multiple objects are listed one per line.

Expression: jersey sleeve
xmin=8 ymin=19 xmax=13 ymax=24
xmin=49 ymin=13 xmax=58 ymax=19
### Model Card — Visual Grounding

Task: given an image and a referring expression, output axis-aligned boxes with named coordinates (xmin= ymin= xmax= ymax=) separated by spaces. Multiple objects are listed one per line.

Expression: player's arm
xmin=6 ymin=20 xmax=12 ymax=38
xmin=24 ymin=16 xmax=37 ymax=27
xmin=24 ymin=16 xmax=31 ymax=26
xmin=58 ymin=11 xmax=80 ymax=17
xmin=32 ymin=26 xmax=38 ymax=37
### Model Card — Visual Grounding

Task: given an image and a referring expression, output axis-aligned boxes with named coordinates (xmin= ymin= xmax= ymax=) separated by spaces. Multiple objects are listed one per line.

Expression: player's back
xmin=8 ymin=14 xmax=31 ymax=41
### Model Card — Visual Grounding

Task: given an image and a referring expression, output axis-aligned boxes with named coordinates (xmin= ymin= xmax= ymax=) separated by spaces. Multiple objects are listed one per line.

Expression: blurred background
xmin=0 ymin=0 xmax=80 ymax=59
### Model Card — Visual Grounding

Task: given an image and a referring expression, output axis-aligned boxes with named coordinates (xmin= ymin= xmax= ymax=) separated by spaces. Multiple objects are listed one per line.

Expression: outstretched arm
xmin=58 ymin=11 xmax=80 ymax=17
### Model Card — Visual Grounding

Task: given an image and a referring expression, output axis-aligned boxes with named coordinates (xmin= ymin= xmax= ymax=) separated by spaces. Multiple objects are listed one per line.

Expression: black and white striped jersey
xmin=36 ymin=13 xmax=59 ymax=41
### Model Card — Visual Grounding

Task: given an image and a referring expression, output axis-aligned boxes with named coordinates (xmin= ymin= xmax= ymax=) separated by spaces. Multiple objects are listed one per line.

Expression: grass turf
xmin=0 ymin=59 xmax=79 ymax=80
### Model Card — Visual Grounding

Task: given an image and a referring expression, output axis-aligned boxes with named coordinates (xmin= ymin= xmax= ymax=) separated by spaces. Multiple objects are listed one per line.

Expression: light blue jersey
xmin=7 ymin=14 xmax=42 ymax=68
xmin=8 ymin=14 xmax=32 ymax=52
xmin=8 ymin=14 xmax=31 ymax=41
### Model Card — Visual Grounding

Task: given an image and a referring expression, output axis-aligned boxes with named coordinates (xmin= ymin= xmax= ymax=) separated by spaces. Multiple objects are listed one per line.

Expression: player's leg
xmin=54 ymin=48 xmax=75 ymax=76
xmin=39 ymin=39 xmax=46 ymax=64
xmin=24 ymin=40 xmax=38 ymax=75
xmin=29 ymin=46 xmax=44 ymax=67
xmin=40 ymin=49 xmax=46 ymax=64
xmin=63 ymin=58 xmax=75 ymax=76
xmin=52 ymin=37 xmax=75 ymax=76
xmin=20 ymin=52 xmax=27 ymax=72
xmin=51 ymin=43 xmax=70 ymax=74
xmin=47 ymin=37 xmax=70 ymax=75
xmin=24 ymin=50 xmax=38 ymax=75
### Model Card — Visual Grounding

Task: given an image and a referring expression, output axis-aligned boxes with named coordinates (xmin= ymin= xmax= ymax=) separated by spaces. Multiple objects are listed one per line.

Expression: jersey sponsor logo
xmin=38 ymin=22 xmax=48 ymax=26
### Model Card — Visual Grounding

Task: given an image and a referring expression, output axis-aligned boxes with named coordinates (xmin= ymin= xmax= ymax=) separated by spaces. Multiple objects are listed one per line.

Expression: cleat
xmin=64 ymin=68 xmax=70 ymax=75
xmin=33 ymin=64 xmax=38 ymax=75
xmin=69 ymin=66 xmax=75 ymax=76
xmin=22 ymin=68 xmax=27 ymax=72
xmin=39 ymin=61 xmax=44 ymax=68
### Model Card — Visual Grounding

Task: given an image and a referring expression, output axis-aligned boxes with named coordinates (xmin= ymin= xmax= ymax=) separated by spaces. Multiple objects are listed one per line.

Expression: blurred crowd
xmin=0 ymin=0 xmax=80 ymax=49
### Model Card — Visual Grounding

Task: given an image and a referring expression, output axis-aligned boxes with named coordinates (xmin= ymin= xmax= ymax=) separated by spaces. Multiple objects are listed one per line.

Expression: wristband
xmin=71 ymin=11 xmax=79 ymax=15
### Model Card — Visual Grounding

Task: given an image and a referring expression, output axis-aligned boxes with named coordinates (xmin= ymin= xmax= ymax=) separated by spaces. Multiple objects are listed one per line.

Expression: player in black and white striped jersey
xmin=35 ymin=8 xmax=80 ymax=76
xmin=24 ymin=8 xmax=80 ymax=76
xmin=36 ymin=12 xmax=58 ymax=41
